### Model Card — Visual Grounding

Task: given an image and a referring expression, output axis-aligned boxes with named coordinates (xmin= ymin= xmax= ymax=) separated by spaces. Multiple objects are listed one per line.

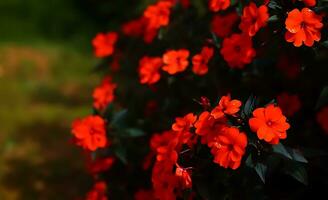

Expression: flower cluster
xmin=138 ymin=46 xmax=214 ymax=85
xmin=148 ymin=94 xmax=290 ymax=198
xmin=70 ymin=0 xmax=328 ymax=199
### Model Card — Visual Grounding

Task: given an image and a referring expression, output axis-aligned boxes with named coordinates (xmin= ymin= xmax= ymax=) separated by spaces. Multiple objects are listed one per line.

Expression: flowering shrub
xmin=71 ymin=0 xmax=328 ymax=199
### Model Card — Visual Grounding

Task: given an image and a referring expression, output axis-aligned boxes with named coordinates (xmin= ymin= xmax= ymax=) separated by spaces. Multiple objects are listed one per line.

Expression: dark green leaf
xmin=268 ymin=0 xmax=282 ymax=10
xmin=111 ymin=109 xmax=128 ymax=128
xmin=255 ymin=163 xmax=267 ymax=183
xmin=273 ymin=144 xmax=308 ymax=163
xmin=103 ymin=103 xmax=115 ymax=120
xmin=285 ymin=164 xmax=308 ymax=185
xmin=272 ymin=143 xmax=292 ymax=159
xmin=246 ymin=154 xmax=267 ymax=183
xmin=210 ymin=32 xmax=220 ymax=49
xmin=158 ymin=28 xmax=166 ymax=40
xmin=236 ymin=1 xmax=243 ymax=15
xmin=321 ymin=40 xmax=328 ymax=48
xmin=122 ymin=128 xmax=145 ymax=137
xmin=268 ymin=15 xmax=278 ymax=23
xmin=114 ymin=145 xmax=127 ymax=164
xmin=287 ymin=148 xmax=308 ymax=163
xmin=265 ymin=99 xmax=276 ymax=107
xmin=245 ymin=154 xmax=254 ymax=168
xmin=230 ymin=0 xmax=238 ymax=5
xmin=242 ymin=94 xmax=256 ymax=118
xmin=315 ymin=86 xmax=328 ymax=109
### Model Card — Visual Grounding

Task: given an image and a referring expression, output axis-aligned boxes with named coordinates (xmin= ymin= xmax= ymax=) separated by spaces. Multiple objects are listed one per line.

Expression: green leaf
xmin=273 ymin=143 xmax=308 ymax=163
xmin=103 ymin=103 xmax=115 ymax=120
xmin=158 ymin=27 xmax=166 ymax=40
xmin=287 ymin=148 xmax=308 ymax=163
xmin=255 ymin=163 xmax=267 ymax=183
xmin=122 ymin=128 xmax=145 ymax=137
xmin=315 ymin=86 xmax=328 ymax=109
xmin=241 ymin=94 xmax=256 ymax=118
xmin=285 ymin=164 xmax=308 ymax=185
xmin=114 ymin=145 xmax=127 ymax=164
xmin=265 ymin=99 xmax=276 ymax=107
xmin=246 ymin=154 xmax=267 ymax=183
xmin=321 ymin=40 xmax=328 ymax=48
xmin=111 ymin=109 xmax=128 ymax=128
xmin=272 ymin=143 xmax=292 ymax=159
xmin=230 ymin=0 xmax=238 ymax=5
xmin=268 ymin=15 xmax=279 ymax=23
xmin=268 ymin=0 xmax=282 ymax=10
xmin=245 ymin=154 xmax=254 ymax=168
xmin=210 ymin=32 xmax=220 ymax=49
xmin=236 ymin=2 xmax=243 ymax=15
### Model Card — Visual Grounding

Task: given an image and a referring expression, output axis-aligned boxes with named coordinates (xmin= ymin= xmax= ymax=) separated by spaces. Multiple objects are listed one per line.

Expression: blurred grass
xmin=0 ymin=42 xmax=98 ymax=200
xmin=0 ymin=0 xmax=106 ymax=199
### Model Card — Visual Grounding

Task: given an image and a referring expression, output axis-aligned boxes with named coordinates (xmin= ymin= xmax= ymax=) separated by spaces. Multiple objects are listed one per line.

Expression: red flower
xmin=150 ymin=131 xmax=179 ymax=162
xmin=317 ymin=107 xmax=328 ymax=134
xmin=285 ymin=8 xmax=323 ymax=47
xmin=194 ymin=111 xmax=228 ymax=147
xmin=211 ymin=12 xmax=239 ymax=38
xmin=151 ymin=126 xmax=196 ymax=199
xmin=292 ymin=0 xmax=316 ymax=7
xmin=220 ymin=34 xmax=256 ymax=69
xmin=172 ymin=113 xmax=197 ymax=133
xmin=144 ymin=1 xmax=173 ymax=29
xmin=93 ymin=77 xmax=117 ymax=111
xmin=152 ymin=161 xmax=178 ymax=200
xmin=209 ymin=0 xmax=230 ymax=12
xmin=277 ymin=92 xmax=301 ymax=117
xmin=175 ymin=164 xmax=192 ymax=189
xmin=249 ymin=104 xmax=290 ymax=144
xmin=162 ymin=49 xmax=190 ymax=74
xmin=134 ymin=189 xmax=155 ymax=200
xmin=87 ymin=157 xmax=115 ymax=174
xmin=192 ymin=46 xmax=214 ymax=75
xmin=71 ymin=115 xmax=107 ymax=151
xmin=211 ymin=95 xmax=242 ymax=119
xmin=121 ymin=17 xmax=158 ymax=43
xmin=303 ymin=0 xmax=316 ymax=6
xmin=122 ymin=17 xmax=145 ymax=37
xmin=195 ymin=112 xmax=223 ymax=136
xmin=85 ymin=181 xmax=107 ymax=200
xmin=139 ymin=56 xmax=163 ymax=85
xmin=92 ymin=32 xmax=118 ymax=58
xmin=211 ymin=127 xmax=248 ymax=169
xmin=143 ymin=28 xmax=158 ymax=43
xmin=239 ymin=3 xmax=269 ymax=37
xmin=150 ymin=131 xmax=175 ymax=152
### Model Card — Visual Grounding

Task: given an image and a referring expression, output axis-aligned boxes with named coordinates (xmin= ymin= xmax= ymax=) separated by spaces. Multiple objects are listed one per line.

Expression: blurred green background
xmin=0 ymin=0 xmax=126 ymax=199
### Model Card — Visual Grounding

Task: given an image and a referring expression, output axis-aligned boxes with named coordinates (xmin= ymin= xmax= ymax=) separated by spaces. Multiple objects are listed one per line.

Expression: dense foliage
xmin=71 ymin=0 xmax=328 ymax=199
